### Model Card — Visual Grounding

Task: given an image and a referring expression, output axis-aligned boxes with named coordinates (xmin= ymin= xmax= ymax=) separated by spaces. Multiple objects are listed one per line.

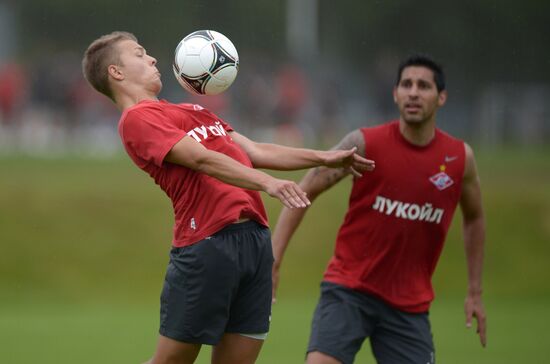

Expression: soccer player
xmin=272 ymin=54 xmax=487 ymax=364
xmin=81 ymin=31 xmax=374 ymax=364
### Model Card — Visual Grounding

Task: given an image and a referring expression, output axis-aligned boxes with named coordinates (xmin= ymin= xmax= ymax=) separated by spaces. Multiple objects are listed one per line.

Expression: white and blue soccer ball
xmin=173 ymin=30 xmax=239 ymax=96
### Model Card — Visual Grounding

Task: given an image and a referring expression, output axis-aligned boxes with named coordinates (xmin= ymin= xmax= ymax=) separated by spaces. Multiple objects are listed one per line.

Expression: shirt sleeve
xmin=121 ymin=107 xmax=187 ymax=167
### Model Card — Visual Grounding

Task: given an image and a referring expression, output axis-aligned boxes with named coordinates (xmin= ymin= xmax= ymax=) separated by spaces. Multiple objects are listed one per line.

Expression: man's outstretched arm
xmin=271 ymin=129 xmax=368 ymax=302
xmin=230 ymin=131 xmax=374 ymax=177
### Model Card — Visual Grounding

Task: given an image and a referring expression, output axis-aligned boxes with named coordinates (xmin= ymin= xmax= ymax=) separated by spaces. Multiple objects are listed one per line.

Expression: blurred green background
xmin=1 ymin=148 xmax=549 ymax=363
xmin=1 ymin=0 xmax=550 ymax=363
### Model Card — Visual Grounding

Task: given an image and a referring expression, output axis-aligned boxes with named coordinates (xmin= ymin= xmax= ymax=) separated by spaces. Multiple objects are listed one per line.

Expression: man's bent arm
xmin=272 ymin=166 xmax=349 ymax=263
xmin=165 ymin=135 xmax=310 ymax=209
xmin=271 ymin=129 xmax=367 ymax=302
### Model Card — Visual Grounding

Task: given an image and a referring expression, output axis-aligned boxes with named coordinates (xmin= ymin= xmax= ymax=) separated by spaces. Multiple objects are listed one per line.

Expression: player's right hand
xmin=465 ymin=293 xmax=487 ymax=347
xmin=265 ymin=178 xmax=311 ymax=209
xmin=322 ymin=147 xmax=376 ymax=177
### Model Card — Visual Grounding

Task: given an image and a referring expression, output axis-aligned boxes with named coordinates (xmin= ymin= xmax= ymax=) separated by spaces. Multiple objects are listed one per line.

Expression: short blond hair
xmin=82 ymin=31 xmax=137 ymax=101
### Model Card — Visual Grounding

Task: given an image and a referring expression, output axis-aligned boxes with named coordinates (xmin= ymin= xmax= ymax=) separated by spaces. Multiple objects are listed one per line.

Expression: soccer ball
xmin=173 ymin=30 xmax=239 ymax=96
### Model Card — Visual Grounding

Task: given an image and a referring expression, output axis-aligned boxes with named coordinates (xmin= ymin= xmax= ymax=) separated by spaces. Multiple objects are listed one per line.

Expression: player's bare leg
xmin=148 ymin=335 xmax=201 ymax=364
xmin=307 ymin=351 xmax=342 ymax=364
xmin=211 ymin=333 xmax=264 ymax=364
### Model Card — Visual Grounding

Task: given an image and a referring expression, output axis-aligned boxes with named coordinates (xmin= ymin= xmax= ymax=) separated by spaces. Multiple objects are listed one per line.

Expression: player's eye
xmin=418 ymin=81 xmax=432 ymax=90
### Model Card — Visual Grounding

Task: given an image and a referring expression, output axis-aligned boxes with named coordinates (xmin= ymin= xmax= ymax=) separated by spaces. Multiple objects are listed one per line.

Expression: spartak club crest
xmin=429 ymin=171 xmax=454 ymax=191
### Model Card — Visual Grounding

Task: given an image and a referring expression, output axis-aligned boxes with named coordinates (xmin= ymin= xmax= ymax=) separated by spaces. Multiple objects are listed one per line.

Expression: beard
xmin=400 ymin=106 xmax=436 ymax=125
xmin=402 ymin=111 xmax=426 ymax=125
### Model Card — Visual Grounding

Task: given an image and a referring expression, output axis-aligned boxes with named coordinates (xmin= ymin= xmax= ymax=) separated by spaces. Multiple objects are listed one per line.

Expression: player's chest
xmin=366 ymin=149 xmax=463 ymax=198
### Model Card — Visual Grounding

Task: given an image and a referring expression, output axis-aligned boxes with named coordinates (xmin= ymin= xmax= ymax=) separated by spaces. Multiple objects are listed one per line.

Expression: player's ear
xmin=108 ymin=64 xmax=124 ymax=81
xmin=392 ymin=87 xmax=398 ymax=103
xmin=438 ymin=90 xmax=448 ymax=106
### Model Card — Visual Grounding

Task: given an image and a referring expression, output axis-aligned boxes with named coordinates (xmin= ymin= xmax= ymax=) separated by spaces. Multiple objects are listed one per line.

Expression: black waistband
xmin=215 ymin=219 xmax=264 ymax=234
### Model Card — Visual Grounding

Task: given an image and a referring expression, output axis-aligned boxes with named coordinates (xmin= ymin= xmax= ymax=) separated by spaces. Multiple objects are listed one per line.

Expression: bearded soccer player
xmin=272 ymin=54 xmax=486 ymax=364
xmin=81 ymin=31 xmax=374 ymax=364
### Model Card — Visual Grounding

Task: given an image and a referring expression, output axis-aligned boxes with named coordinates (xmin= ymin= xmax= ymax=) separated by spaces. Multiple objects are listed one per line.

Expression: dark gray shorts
xmin=308 ymin=282 xmax=435 ymax=364
xmin=159 ymin=220 xmax=273 ymax=345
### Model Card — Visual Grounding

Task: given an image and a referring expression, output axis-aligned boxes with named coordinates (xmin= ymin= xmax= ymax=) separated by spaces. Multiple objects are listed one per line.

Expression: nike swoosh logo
xmin=445 ymin=156 xmax=458 ymax=163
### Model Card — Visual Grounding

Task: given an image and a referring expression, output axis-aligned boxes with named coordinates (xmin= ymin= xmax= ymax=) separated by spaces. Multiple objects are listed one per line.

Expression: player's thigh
xmin=370 ymin=309 xmax=434 ymax=364
xmin=160 ymin=237 xmax=240 ymax=345
xmin=225 ymin=222 xmax=273 ymax=336
xmin=211 ymin=333 xmax=264 ymax=364
xmin=307 ymin=282 xmax=376 ymax=364
xmin=150 ymin=335 xmax=201 ymax=364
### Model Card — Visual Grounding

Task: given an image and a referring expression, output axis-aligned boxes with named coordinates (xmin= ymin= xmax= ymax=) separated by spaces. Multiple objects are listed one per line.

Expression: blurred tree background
xmin=1 ymin=0 xmax=549 ymax=150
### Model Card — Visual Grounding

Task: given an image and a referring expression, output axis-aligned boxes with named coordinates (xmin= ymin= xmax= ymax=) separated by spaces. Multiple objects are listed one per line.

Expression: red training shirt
xmin=324 ymin=121 xmax=466 ymax=313
xmin=118 ymin=100 xmax=268 ymax=247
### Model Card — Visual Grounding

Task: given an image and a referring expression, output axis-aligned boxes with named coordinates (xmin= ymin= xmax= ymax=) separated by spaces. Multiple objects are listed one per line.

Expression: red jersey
xmin=118 ymin=100 xmax=268 ymax=247
xmin=324 ymin=121 xmax=466 ymax=312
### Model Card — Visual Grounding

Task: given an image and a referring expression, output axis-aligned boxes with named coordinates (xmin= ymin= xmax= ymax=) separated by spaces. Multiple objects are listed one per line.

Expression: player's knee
xmin=151 ymin=355 xmax=193 ymax=364
xmin=152 ymin=348 xmax=199 ymax=364
xmin=307 ymin=351 xmax=343 ymax=364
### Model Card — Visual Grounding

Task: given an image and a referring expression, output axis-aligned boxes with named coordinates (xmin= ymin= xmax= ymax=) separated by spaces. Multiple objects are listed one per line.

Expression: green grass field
xmin=1 ymin=147 xmax=549 ymax=363
xmin=1 ymin=296 xmax=548 ymax=363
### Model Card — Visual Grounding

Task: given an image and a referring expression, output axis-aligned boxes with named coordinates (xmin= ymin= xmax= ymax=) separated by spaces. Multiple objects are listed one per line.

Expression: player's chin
xmin=152 ymin=80 xmax=163 ymax=94
xmin=402 ymin=115 xmax=425 ymax=124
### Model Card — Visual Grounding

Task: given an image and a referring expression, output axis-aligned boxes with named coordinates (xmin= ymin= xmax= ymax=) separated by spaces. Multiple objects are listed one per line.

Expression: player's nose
xmin=408 ymin=84 xmax=419 ymax=97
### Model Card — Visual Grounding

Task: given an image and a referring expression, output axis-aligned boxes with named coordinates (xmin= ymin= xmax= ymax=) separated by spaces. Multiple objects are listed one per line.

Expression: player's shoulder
xmin=335 ymin=125 xmax=379 ymax=156
xmin=119 ymin=101 xmax=180 ymax=135
xmin=121 ymin=101 xmax=158 ymax=126
xmin=462 ymin=141 xmax=475 ymax=162
xmin=337 ymin=128 xmax=364 ymax=147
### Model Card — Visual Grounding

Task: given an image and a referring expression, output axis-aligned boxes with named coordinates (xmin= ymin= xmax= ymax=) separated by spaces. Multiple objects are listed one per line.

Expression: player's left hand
xmin=323 ymin=147 xmax=375 ymax=177
xmin=465 ymin=293 xmax=487 ymax=347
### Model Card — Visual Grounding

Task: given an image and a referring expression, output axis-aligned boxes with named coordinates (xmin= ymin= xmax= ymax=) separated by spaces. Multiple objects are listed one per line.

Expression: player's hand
xmin=265 ymin=178 xmax=311 ymax=209
xmin=322 ymin=147 xmax=375 ymax=177
xmin=465 ymin=293 xmax=487 ymax=347
xmin=272 ymin=261 xmax=281 ymax=304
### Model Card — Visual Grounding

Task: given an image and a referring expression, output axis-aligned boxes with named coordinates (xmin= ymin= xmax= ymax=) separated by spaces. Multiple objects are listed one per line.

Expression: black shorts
xmin=159 ymin=220 xmax=273 ymax=345
xmin=308 ymin=282 xmax=435 ymax=364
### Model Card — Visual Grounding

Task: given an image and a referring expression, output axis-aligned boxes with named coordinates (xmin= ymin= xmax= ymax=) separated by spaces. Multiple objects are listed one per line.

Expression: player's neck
xmin=398 ymin=118 xmax=436 ymax=146
xmin=115 ymin=90 xmax=159 ymax=111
